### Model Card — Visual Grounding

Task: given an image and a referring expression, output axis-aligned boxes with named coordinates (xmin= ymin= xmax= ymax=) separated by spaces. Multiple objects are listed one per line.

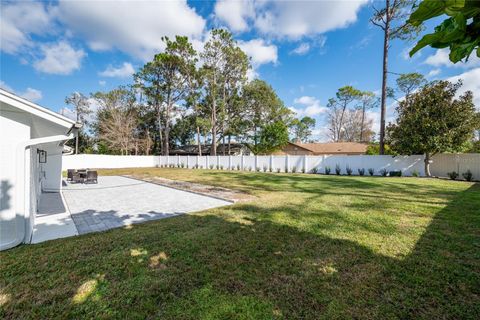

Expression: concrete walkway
xmin=62 ymin=176 xmax=231 ymax=235
xmin=31 ymin=192 xmax=79 ymax=243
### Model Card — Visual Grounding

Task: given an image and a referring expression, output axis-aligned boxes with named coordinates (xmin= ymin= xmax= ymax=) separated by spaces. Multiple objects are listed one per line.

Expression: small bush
xmin=263 ymin=165 xmax=268 ymax=172
xmin=276 ymin=168 xmax=281 ymax=173
xmin=199 ymin=165 xmax=203 ymax=169
xmin=462 ymin=170 xmax=473 ymax=181
xmin=256 ymin=167 xmax=261 ymax=172
xmin=209 ymin=164 xmax=214 ymax=170
xmin=358 ymin=168 xmax=365 ymax=176
xmin=237 ymin=164 xmax=241 ymax=171
xmin=301 ymin=168 xmax=305 ymax=173
xmin=311 ymin=167 xmax=318 ymax=174
xmin=325 ymin=166 xmax=331 ymax=175
xmin=292 ymin=166 xmax=297 ymax=173
xmin=180 ymin=162 xmax=185 ymax=168
xmin=335 ymin=164 xmax=341 ymax=175
xmin=447 ymin=171 xmax=458 ymax=180
xmin=346 ymin=166 xmax=353 ymax=176
xmin=285 ymin=166 xmax=288 ymax=173
xmin=269 ymin=167 xmax=273 ymax=172
xmin=220 ymin=165 xmax=224 ymax=170
xmin=248 ymin=166 xmax=252 ymax=171
xmin=389 ymin=170 xmax=402 ymax=177
xmin=411 ymin=170 xmax=419 ymax=177
xmin=380 ymin=168 xmax=388 ymax=177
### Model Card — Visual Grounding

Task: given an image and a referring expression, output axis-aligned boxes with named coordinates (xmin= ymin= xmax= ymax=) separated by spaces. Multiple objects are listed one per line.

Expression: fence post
xmin=270 ymin=155 xmax=273 ymax=172
xmin=241 ymin=155 xmax=244 ymax=170
xmin=304 ymin=155 xmax=307 ymax=173
xmin=186 ymin=156 xmax=189 ymax=168
xmin=255 ymin=155 xmax=258 ymax=170
xmin=229 ymin=155 xmax=232 ymax=170
xmin=286 ymin=155 xmax=289 ymax=173
xmin=206 ymin=156 xmax=209 ymax=169
xmin=217 ymin=155 xmax=220 ymax=169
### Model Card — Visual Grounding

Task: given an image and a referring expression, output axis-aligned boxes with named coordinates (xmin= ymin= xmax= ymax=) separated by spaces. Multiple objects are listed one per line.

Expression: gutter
xmin=0 ymin=133 xmax=74 ymax=251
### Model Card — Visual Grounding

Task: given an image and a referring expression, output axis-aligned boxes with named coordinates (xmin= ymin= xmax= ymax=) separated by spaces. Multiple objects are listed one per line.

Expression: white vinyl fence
xmin=63 ymin=154 xmax=426 ymax=176
xmin=430 ymin=153 xmax=480 ymax=180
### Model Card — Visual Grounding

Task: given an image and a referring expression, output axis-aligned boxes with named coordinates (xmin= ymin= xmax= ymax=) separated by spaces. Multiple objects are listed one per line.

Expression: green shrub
xmin=447 ymin=171 xmax=458 ymax=180
xmin=292 ymin=166 xmax=297 ymax=173
xmin=325 ymin=166 xmax=331 ymax=175
xmin=462 ymin=170 xmax=473 ymax=181
xmin=276 ymin=168 xmax=281 ymax=173
xmin=209 ymin=164 xmax=214 ymax=169
xmin=380 ymin=168 xmax=388 ymax=177
xmin=389 ymin=170 xmax=402 ymax=177
xmin=358 ymin=168 xmax=365 ymax=176
xmin=237 ymin=164 xmax=241 ymax=171
xmin=335 ymin=164 xmax=341 ymax=175
xmin=311 ymin=167 xmax=318 ymax=174
xmin=346 ymin=166 xmax=353 ymax=176
xmin=263 ymin=165 xmax=268 ymax=172
xmin=411 ymin=170 xmax=419 ymax=177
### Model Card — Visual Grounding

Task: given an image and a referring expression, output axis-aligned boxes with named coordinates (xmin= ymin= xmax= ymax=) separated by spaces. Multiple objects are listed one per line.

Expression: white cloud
xmin=255 ymin=0 xmax=368 ymax=39
xmin=0 ymin=1 xmax=55 ymax=54
xmin=291 ymin=43 xmax=310 ymax=55
xmin=214 ymin=0 xmax=255 ymax=32
xmin=58 ymin=0 xmax=206 ymax=61
xmin=292 ymin=96 xmax=327 ymax=116
xmin=425 ymin=48 xmax=480 ymax=69
xmin=99 ymin=62 xmax=135 ymax=78
xmin=238 ymin=39 xmax=278 ymax=66
xmin=446 ymin=68 xmax=480 ymax=109
xmin=0 ymin=81 xmax=43 ymax=102
xmin=34 ymin=41 xmax=85 ymax=75
xmin=21 ymin=88 xmax=43 ymax=102
xmin=426 ymin=68 xmax=441 ymax=78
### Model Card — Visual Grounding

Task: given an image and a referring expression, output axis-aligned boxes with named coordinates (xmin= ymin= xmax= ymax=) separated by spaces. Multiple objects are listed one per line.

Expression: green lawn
xmin=1 ymin=169 xmax=479 ymax=319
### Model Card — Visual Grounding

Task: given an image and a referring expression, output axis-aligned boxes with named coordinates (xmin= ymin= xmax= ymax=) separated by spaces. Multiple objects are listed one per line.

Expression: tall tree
xmin=371 ymin=0 xmax=422 ymax=154
xmin=291 ymin=116 xmax=316 ymax=143
xmin=357 ymin=91 xmax=377 ymax=142
xmin=327 ymin=86 xmax=362 ymax=142
xmin=242 ymin=79 xmax=293 ymax=149
xmin=93 ymin=87 xmax=139 ymax=155
xmin=408 ymin=0 xmax=480 ymax=63
xmin=387 ymin=80 xmax=479 ymax=176
xmin=396 ymin=72 xmax=427 ymax=98
xmin=65 ymin=92 xmax=91 ymax=154
xmin=201 ymin=29 xmax=234 ymax=155
xmin=251 ymin=121 xmax=290 ymax=155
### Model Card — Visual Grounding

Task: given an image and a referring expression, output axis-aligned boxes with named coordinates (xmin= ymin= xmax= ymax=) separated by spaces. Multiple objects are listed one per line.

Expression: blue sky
xmin=1 ymin=0 xmax=479 ymax=141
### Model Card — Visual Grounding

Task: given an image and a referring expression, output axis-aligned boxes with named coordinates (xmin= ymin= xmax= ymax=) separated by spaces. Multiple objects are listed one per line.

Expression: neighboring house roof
xmin=170 ymin=143 xmax=249 ymax=155
xmin=0 ymin=88 xmax=77 ymax=129
xmin=289 ymin=142 xmax=368 ymax=154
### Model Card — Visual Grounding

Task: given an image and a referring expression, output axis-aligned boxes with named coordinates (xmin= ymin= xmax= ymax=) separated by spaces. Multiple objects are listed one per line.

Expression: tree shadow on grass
xmin=0 ymin=183 xmax=478 ymax=319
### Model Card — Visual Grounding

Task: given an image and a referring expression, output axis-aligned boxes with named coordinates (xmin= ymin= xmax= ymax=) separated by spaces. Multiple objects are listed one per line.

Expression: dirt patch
xmin=125 ymin=175 xmax=255 ymax=203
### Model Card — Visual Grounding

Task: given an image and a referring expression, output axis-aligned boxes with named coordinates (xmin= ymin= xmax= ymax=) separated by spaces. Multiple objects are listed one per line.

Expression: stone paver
xmin=63 ymin=176 xmax=232 ymax=235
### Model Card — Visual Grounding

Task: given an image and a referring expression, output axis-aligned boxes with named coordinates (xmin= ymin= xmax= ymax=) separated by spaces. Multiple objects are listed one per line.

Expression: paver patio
xmin=62 ymin=175 xmax=232 ymax=235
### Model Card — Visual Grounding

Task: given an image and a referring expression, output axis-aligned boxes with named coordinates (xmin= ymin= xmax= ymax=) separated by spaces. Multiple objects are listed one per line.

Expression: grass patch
xmin=2 ymin=168 xmax=479 ymax=319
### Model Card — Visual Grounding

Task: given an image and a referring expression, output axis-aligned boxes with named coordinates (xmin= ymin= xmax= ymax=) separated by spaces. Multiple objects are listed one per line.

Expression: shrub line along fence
xmin=62 ymin=153 xmax=480 ymax=180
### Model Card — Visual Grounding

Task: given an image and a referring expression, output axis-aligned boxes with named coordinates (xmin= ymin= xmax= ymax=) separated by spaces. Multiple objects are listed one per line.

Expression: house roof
xmin=289 ymin=142 xmax=368 ymax=154
xmin=0 ymin=88 xmax=77 ymax=129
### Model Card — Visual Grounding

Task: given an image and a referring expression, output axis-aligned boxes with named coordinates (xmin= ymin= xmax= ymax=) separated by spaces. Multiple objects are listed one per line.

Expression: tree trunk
xmin=158 ymin=112 xmax=164 ymax=155
xmin=360 ymin=104 xmax=366 ymax=142
xmin=424 ymin=153 xmax=432 ymax=177
xmin=211 ymin=74 xmax=217 ymax=156
xmin=379 ymin=0 xmax=390 ymax=155
xmin=197 ymin=126 xmax=202 ymax=156
xmin=164 ymin=93 xmax=172 ymax=156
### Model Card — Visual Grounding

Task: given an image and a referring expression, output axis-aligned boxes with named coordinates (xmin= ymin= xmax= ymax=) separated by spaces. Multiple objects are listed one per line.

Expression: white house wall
xmin=0 ymin=105 xmax=31 ymax=250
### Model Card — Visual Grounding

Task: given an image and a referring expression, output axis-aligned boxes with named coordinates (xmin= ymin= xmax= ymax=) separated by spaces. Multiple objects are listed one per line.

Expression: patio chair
xmin=72 ymin=172 xmax=84 ymax=184
xmin=85 ymin=170 xmax=98 ymax=184
xmin=67 ymin=169 xmax=75 ymax=181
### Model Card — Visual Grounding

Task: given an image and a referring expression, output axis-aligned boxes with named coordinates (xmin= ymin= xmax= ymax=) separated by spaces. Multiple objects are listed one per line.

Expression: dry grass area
xmin=1 ymin=168 xmax=479 ymax=319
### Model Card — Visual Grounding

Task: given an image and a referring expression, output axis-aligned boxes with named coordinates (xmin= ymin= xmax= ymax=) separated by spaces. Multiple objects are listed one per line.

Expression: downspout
xmin=4 ymin=133 xmax=74 ymax=250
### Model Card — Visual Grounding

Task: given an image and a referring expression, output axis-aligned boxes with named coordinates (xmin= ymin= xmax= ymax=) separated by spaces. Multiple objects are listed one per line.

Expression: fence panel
xmin=63 ymin=153 xmax=480 ymax=180
xmin=431 ymin=153 xmax=480 ymax=180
